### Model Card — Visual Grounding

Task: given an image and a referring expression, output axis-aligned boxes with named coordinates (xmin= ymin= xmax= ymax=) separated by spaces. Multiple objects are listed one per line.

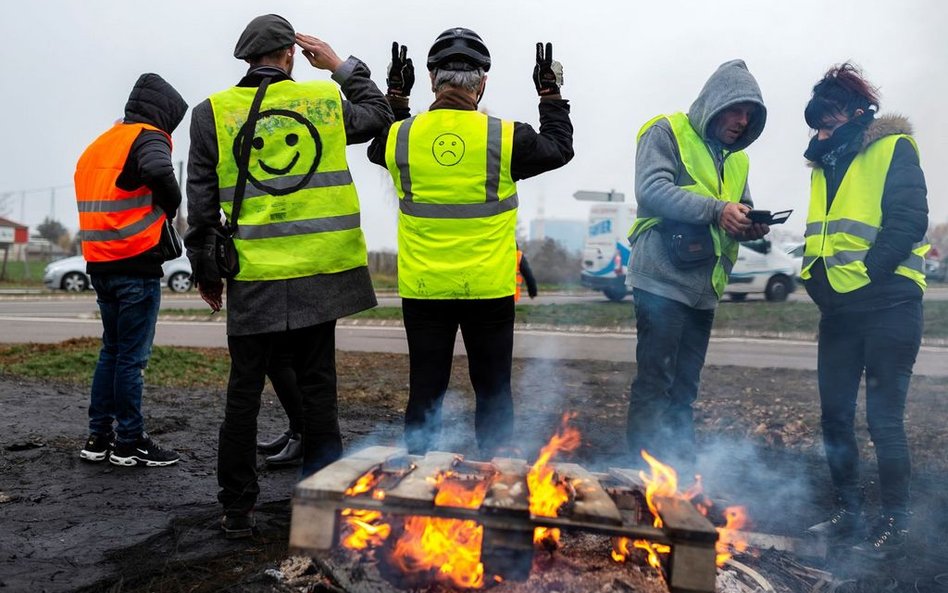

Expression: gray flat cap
xmin=234 ymin=14 xmax=295 ymax=60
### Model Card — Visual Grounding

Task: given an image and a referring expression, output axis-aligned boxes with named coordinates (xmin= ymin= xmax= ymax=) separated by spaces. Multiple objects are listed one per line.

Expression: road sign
xmin=573 ymin=190 xmax=625 ymax=202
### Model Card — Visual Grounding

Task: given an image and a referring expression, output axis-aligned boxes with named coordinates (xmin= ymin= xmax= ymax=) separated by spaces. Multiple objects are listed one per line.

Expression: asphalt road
xmin=1 ymin=295 xmax=945 ymax=376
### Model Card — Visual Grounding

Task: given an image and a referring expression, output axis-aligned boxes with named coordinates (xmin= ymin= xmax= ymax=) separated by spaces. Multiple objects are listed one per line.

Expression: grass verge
xmin=0 ymin=338 xmax=230 ymax=388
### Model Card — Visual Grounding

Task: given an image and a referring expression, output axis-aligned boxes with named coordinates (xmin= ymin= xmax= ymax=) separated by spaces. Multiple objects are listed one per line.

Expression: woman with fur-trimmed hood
xmin=800 ymin=63 xmax=929 ymax=562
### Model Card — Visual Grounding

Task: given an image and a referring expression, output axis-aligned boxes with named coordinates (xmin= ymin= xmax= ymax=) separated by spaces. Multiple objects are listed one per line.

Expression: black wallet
xmin=747 ymin=209 xmax=792 ymax=225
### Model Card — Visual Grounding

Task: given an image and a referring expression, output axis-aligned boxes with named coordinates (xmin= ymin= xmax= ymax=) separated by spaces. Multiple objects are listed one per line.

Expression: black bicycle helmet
xmin=426 ymin=27 xmax=491 ymax=72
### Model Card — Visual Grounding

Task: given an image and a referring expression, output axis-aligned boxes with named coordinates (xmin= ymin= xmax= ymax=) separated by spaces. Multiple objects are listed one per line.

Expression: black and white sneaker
xmin=109 ymin=433 xmax=180 ymax=467
xmin=79 ymin=432 xmax=115 ymax=462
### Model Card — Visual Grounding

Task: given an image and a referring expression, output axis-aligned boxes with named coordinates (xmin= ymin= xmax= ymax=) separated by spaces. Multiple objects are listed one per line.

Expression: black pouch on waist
xmin=661 ymin=220 xmax=715 ymax=269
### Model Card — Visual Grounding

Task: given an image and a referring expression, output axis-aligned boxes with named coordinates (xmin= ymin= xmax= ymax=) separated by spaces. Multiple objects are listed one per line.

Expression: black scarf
xmin=804 ymin=111 xmax=875 ymax=167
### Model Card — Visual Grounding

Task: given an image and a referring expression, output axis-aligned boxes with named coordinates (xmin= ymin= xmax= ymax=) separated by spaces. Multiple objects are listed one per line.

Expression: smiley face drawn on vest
xmin=234 ymin=109 xmax=322 ymax=196
xmin=432 ymin=133 xmax=465 ymax=166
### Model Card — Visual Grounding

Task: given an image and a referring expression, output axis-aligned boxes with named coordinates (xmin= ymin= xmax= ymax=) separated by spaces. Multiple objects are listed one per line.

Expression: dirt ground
xmin=2 ymin=351 xmax=947 ymax=593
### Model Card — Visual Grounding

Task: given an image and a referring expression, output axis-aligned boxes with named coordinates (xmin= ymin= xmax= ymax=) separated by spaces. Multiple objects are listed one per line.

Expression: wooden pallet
xmin=291 ymin=447 xmax=718 ymax=593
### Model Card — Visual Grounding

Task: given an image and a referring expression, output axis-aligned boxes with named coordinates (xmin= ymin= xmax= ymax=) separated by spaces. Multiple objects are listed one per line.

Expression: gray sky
xmin=1 ymin=0 xmax=945 ymax=250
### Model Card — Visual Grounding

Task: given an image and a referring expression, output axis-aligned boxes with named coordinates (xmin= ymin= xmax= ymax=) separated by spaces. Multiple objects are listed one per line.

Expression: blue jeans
xmin=88 ymin=275 xmax=161 ymax=443
xmin=626 ymin=288 xmax=715 ymax=471
xmin=818 ymin=300 xmax=922 ymax=516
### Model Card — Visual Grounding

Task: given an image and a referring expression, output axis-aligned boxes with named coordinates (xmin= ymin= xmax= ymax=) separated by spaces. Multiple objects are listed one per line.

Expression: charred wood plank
xmin=551 ymin=462 xmax=623 ymax=525
xmin=295 ymin=446 xmax=406 ymax=501
xmin=481 ymin=457 xmax=533 ymax=581
xmin=290 ymin=446 xmax=404 ymax=553
xmin=383 ymin=451 xmax=459 ymax=509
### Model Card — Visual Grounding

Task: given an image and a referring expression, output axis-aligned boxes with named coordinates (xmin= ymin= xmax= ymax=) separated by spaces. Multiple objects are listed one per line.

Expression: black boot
xmin=266 ymin=433 xmax=302 ymax=467
xmin=852 ymin=514 xmax=909 ymax=561
xmin=805 ymin=507 xmax=864 ymax=542
xmin=257 ymin=429 xmax=293 ymax=454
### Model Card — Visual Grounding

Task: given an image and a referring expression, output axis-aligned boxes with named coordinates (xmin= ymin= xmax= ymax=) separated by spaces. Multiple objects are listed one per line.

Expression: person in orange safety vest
xmin=74 ymin=73 xmax=187 ymax=469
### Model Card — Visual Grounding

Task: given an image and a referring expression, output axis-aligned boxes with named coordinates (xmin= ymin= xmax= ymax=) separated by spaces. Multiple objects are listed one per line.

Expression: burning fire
xmin=527 ymin=413 xmax=582 ymax=548
xmin=340 ymin=469 xmax=390 ymax=550
xmin=715 ymin=505 xmax=749 ymax=565
xmin=611 ymin=451 xmax=750 ymax=569
xmin=389 ymin=471 xmax=491 ymax=589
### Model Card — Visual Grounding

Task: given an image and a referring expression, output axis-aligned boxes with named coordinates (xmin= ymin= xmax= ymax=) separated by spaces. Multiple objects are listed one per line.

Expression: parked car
xmin=43 ymin=253 xmax=193 ymax=293
xmin=726 ymin=239 xmax=798 ymax=302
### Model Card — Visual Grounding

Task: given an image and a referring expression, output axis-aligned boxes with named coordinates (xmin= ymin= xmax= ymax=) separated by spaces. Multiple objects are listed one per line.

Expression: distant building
xmin=530 ymin=218 xmax=586 ymax=254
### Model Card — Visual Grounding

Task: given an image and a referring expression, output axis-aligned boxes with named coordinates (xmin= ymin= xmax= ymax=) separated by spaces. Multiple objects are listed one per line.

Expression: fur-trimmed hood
xmin=861 ymin=113 xmax=913 ymax=149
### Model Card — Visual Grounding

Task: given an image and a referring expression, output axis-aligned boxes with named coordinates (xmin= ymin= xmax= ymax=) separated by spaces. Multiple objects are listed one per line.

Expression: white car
xmin=725 ymin=239 xmax=798 ymax=302
xmin=43 ymin=253 xmax=193 ymax=293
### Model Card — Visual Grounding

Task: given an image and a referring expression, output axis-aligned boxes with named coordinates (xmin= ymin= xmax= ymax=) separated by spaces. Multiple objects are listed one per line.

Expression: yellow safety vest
xmin=384 ymin=109 xmax=517 ymax=298
xmin=627 ymin=113 xmax=748 ymax=298
xmin=800 ymin=134 xmax=928 ymax=292
xmin=209 ymin=80 xmax=366 ymax=281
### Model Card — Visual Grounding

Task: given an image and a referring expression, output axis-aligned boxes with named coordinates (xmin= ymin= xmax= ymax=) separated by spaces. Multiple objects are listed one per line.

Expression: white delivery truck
xmin=579 ymin=203 xmax=636 ymax=301
xmin=579 ymin=203 xmax=798 ymax=302
xmin=726 ymin=239 xmax=798 ymax=302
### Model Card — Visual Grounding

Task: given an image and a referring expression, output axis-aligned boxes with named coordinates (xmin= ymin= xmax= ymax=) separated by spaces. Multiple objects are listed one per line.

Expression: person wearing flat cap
xmin=184 ymin=13 xmax=393 ymax=539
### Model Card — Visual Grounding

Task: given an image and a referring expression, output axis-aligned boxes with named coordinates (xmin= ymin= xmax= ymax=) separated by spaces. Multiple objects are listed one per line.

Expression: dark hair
xmin=804 ymin=62 xmax=880 ymax=129
xmin=248 ymin=45 xmax=292 ymax=66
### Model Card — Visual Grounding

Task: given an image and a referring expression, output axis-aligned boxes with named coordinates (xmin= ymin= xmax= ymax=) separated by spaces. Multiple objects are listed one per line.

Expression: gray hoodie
xmin=626 ymin=59 xmax=766 ymax=309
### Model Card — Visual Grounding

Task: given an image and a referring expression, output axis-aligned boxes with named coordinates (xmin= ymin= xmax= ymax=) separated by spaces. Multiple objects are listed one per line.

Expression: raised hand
xmin=386 ymin=42 xmax=415 ymax=97
xmin=533 ymin=42 xmax=563 ymax=97
xmin=295 ymin=33 xmax=343 ymax=72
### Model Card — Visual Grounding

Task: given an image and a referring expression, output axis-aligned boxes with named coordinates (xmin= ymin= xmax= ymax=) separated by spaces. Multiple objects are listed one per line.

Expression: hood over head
xmin=123 ymin=73 xmax=188 ymax=135
xmin=687 ymin=59 xmax=766 ymax=151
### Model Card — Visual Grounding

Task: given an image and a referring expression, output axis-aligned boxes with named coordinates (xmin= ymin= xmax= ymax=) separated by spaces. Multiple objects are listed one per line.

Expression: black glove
xmin=533 ymin=42 xmax=563 ymax=97
xmin=386 ymin=42 xmax=414 ymax=97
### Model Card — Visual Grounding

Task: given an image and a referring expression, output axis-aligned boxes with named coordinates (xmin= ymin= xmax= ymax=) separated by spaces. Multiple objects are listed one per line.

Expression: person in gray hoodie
xmin=625 ymin=60 xmax=769 ymax=474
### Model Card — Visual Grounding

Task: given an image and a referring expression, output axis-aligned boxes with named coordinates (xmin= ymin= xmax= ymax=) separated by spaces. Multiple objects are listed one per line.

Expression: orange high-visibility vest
xmin=515 ymin=250 xmax=524 ymax=302
xmin=75 ymin=123 xmax=168 ymax=262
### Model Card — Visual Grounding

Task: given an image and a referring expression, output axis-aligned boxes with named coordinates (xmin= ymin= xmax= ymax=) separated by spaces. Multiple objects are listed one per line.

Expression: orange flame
xmin=715 ymin=505 xmax=749 ymax=565
xmin=527 ymin=413 xmax=581 ymax=547
xmin=626 ymin=452 xmax=752 ymax=568
xmin=340 ymin=469 xmax=391 ymax=550
xmin=389 ymin=471 xmax=490 ymax=589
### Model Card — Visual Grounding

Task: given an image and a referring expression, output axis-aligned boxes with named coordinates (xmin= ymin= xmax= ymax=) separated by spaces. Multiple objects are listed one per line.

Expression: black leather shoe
xmin=221 ymin=513 xmax=255 ymax=539
xmin=852 ymin=515 xmax=909 ymax=561
xmin=257 ymin=429 xmax=293 ymax=454
xmin=266 ymin=433 xmax=302 ymax=467
xmin=805 ymin=508 xmax=864 ymax=541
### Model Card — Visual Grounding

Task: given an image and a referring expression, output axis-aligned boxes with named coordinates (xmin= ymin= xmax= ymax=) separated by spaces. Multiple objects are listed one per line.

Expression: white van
xmin=726 ymin=239 xmax=798 ymax=302
xmin=579 ymin=203 xmax=636 ymax=301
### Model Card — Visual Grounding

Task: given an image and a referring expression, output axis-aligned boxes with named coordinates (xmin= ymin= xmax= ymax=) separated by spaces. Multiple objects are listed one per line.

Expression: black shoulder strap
xmin=227 ymin=77 xmax=272 ymax=233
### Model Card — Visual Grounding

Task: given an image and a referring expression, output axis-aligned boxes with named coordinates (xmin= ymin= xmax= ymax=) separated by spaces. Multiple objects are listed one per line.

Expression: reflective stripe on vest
xmin=74 ymin=123 xmax=167 ymax=262
xmin=627 ymin=113 xmax=748 ymax=298
xmin=384 ymin=109 xmax=517 ymax=299
xmin=801 ymin=134 xmax=928 ymax=292
xmin=209 ymin=80 xmax=366 ymax=281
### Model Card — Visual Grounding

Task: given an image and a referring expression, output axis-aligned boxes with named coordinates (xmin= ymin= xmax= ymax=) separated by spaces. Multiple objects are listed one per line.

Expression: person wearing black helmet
xmin=368 ymin=29 xmax=574 ymax=456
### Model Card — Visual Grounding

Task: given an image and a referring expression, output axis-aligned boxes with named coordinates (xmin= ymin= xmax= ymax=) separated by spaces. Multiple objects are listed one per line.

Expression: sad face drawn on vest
xmin=432 ymin=133 xmax=465 ymax=166
xmin=234 ymin=110 xmax=323 ymax=196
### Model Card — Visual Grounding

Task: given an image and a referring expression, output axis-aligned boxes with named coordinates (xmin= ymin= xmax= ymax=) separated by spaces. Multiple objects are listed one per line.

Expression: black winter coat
xmin=86 ymin=73 xmax=188 ymax=278
xmin=804 ymin=115 xmax=929 ymax=315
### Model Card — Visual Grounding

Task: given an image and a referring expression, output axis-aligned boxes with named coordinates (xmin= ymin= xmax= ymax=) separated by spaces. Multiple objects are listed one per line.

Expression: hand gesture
xmin=533 ymin=42 xmax=563 ymax=97
xmin=295 ymin=33 xmax=343 ymax=72
xmin=386 ymin=42 xmax=415 ymax=97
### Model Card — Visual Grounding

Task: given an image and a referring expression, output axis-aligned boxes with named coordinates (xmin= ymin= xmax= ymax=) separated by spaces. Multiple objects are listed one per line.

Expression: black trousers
xmin=218 ymin=321 xmax=340 ymax=516
xmin=818 ymin=300 xmax=922 ymax=516
xmin=267 ymin=344 xmax=304 ymax=435
xmin=626 ymin=288 xmax=715 ymax=474
xmin=401 ymin=297 xmax=515 ymax=455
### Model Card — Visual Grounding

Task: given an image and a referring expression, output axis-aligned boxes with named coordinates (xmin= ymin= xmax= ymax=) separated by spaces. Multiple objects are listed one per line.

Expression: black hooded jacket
xmin=87 ymin=73 xmax=188 ymax=278
xmin=804 ymin=114 xmax=929 ymax=315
